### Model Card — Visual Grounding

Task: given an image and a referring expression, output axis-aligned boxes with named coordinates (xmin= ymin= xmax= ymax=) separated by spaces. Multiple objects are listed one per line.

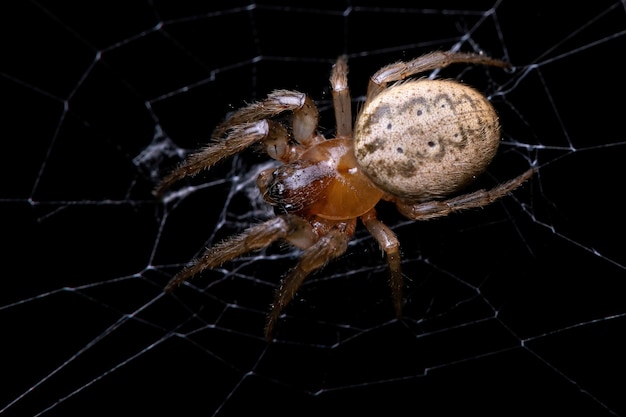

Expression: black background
xmin=2 ymin=1 xmax=626 ymax=416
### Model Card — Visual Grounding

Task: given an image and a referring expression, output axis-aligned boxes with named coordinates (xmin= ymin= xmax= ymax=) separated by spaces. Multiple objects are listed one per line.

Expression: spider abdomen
xmin=354 ymin=79 xmax=501 ymax=200
xmin=258 ymin=139 xmax=383 ymax=220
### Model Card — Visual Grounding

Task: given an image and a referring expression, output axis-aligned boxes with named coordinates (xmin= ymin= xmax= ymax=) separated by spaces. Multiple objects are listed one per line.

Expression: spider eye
xmin=265 ymin=170 xmax=304 ymax=211
xmin=256 ymin=168 xmax=290 ymax=208
xmin=270 ymin=180 xmax=286 ymax=200
xmin=257 ymin=161 xmax=333 ymax=213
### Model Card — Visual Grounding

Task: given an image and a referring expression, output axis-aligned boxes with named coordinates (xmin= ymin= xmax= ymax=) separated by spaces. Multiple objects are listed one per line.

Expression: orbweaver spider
xmin=157 ymin=51 xmax=535 ymax=340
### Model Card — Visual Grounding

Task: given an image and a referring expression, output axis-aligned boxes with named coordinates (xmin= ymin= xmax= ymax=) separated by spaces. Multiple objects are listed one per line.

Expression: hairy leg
xmin=360 ymin=209 xmax=403 ymax=317
xmin=165 ymin=216 xmax=304 ymax=291
xmin=265 ymin=221 xmax=355 ymax=340
xmin=330 ymin=55 xmax=352 ymax=138
xmin=212 ymin=90 xmax=307 ymax=138
xmin=155 ymin=120 xmax=270 ymax=195
xmin=395 ymin=168 xmax=535 ymax=221
xmin=367 ymin=51 xmax=510 ymax=100
xmin=156 ymin=90 xmax=322 ymax=195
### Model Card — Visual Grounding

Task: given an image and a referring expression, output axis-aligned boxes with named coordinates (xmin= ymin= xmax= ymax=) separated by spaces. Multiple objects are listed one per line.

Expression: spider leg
xmin=395 ymin=167 xmax=536 ymax=221
xmin=212 ymin=90 xmax=307 ymax=138
xmin=265 ymin=220 xmax=355 ymax=340
xmin=367 ymin=51 xmax=510 ymax=101
xmin=214 ymin=89 xmax=321 ymax=149
xmin=360 ymin=209 xmax=403 ymax=318
xmin=330 ymin=55 xmax=352 ymax=138
xmin=155 ymin=120 xmax=270 ymax=195
xmin=165 ymin=216 xmax=303 ymax=291
xmin=156 ymin=90 xmax=320 ymax=196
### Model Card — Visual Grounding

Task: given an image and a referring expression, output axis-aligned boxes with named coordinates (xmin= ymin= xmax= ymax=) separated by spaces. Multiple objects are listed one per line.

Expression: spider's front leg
xmin=265 ymin=218 xmax=356 ymax=340
xmin=155 ymin=90 xmax=321 ymax=196
xmin=165 ymin=215 xmax=315 ymax=291
xmin=155 ymin=120 xmax=270 ymax=195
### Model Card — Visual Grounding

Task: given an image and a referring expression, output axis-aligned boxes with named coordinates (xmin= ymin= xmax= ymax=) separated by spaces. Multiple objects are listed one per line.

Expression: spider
xmin=156 ymin=51 xmax=535 ymax=341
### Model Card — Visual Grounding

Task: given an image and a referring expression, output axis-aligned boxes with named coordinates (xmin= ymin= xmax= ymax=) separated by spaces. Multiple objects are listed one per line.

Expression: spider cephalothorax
xmin=157 ymin=51 xmax=535 ymax=340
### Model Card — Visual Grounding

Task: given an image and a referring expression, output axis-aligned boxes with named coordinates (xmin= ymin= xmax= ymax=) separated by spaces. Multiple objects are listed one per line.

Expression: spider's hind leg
xmin=395 ymin=168 xmax=536 ymax=221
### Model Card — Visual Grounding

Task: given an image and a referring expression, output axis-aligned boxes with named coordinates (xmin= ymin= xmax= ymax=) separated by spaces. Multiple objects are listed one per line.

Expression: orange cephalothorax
xmin=257 ymin=139 xmax=383 ymax=220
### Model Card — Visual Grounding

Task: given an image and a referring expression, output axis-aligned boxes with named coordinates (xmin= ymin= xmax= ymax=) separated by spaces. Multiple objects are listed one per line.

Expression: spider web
xmin=3 ymin=0 xmax=626 ymax=415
